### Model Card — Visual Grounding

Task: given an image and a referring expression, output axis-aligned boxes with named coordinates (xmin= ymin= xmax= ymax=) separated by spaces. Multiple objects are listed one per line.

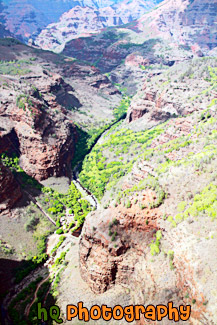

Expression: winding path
xmin=25 ymin=275 xmax=50 ymax=317
xmin=3 ymin=118 xmax=121 ymax=323
xmin=72 ymin=171 xmax=100 ymax=210
xmin=71 ymin=121 xmax=115 ymax=210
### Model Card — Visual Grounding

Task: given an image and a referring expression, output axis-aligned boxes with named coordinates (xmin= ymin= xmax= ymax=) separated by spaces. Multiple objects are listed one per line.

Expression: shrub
xmin=56 ymin=229 xmax=63 ymax=235
xmin=51 ymin=236 xmax=66 ymax=254
xmin=150 ymin=230 xmax=162 ymax=255
xmin=24 ymin=215 xmax=39 ymax=232
xmin=126 ymin=199 xmax=131 ymax=208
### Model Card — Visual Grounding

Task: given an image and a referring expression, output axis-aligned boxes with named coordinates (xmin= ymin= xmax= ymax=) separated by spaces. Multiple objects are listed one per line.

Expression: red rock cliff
xmin=0 ymin=161 xmax=22 ymax=213
xmin=0 ymin=71 xmax=77 ymax=181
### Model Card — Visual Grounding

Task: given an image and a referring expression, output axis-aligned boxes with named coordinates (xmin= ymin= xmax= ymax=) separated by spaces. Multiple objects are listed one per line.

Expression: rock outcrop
xmin=0 ymin=0 xmax=162 ymax=44
xmin=61 ymin=0 xmax=216 ymax=74
xmin=136 ymin=0 xmax=217 ymax=54
xmin=0 ymin=40 xmax=121 ymax=182
xmin=126 ymin=88 xmax=180 ymax=124
xmin=35 ymin=0 xmax=161 ymax=52
xmin=0 ymin=161 xmax=22 ymax=212
xmin=80 ymin=188 xmax=161 ymax=293
xmin=79 ymin=109 xmax=217 ymax=324
xmin=0 ymin=71 xmax=77 ymax=181
xmin=126 ymin=57 xmax=216 ymax=125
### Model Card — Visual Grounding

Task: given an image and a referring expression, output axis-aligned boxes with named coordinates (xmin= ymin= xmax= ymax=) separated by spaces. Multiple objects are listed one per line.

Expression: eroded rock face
xmin=79 ymin=109 xmax=217 ymax=324
xmin=0 ymin=71 xmax=77 ymax=181
xmin=0 ymin=40 xmax=121 ymax=182
xmin=79 ymin=173 xmax=213 ymax=324
xmin=126 ymin=57 xmax=216 ymax=125
xmin=35 ymin=0 xmax=161 ymax=52
xmin=80 ymin=187 xmax=161 ymax=294
xmin=137 ymin=0 xmax=217 ymax=53
xmin=61 ymin=0 xmax=216 ymax=78
xmin=1 ymin=0 xmax=152 ymax=43
xmin=126 ymin=88 xmax=179 ymax=124
xmin=0 ymin=161 xmax=22 ymax=212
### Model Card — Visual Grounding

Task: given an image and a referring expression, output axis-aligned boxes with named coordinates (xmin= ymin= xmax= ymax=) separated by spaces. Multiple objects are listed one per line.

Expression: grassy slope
xmin=79 ymin=57 xmax=217 ymax=218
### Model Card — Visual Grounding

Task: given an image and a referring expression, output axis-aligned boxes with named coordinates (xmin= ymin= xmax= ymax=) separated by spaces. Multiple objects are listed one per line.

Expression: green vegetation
xmin=173 ymin=183 xmax=217 ymax=223
xmin=51 ymin=235 xmax=66 ymax=254
xmin=143 ymin=134 xmax=192 ymax=164
xmin=8 ymin=277 xmax=43 ymax=324
xmin=71 ymin=99 xmax=131 ymax=171
xmin=168 ymin=250 xmax=175 ymax=270
xmin=24 ymin=214 xmax=40 ymax=232
xmin=28 ymin=280 xmax=52 ymax=324
xmin=150 ymin=230 xmax=162 ymax=255
xmin=0 ymin=38 xmax=22 ymax=46
xmin=108 ymin=218 xmax=118 ymax=241
xmin=54 ymin=251 xmax=67 ymax=267
xmin=113 ymin=96 xmax=130 ymax=120
xmin=101 ymin=30 xmax=120 ymax=41
xmin=79 ymin=123 xmax=165 ymax=199
xmin=56 ymin=229 xmax=64 ymax=234
xmin=71 ymin=123 xmax=116 ymax=170
xmin=41 ymin=183 xmax=92 ymax=229
xmin=138 ymin=111 xmax=217 ymax=180
xmin=51 ymin=268 xmax=65 ymax=298
xmin=16 ymin=94 xmax=33 ymax=111
xmin=117 ymin=175 xmax=165 ymax=208
xmin=1 ymin=152 xmax=42 ymax=189
xmin=177 ymin=201 xmax=187 ymax=212
xmin=15 ymin=233 xmax=49 ymax=284
xmin=118 ymin=39 xmax=157 ymax=52
xmin=8 ymin=275 xmax=55 ymax=325
xmin=0 ymin=240 xmax=14 ymax=255
xmin=0 ymin=59 xmax=32 ymax=75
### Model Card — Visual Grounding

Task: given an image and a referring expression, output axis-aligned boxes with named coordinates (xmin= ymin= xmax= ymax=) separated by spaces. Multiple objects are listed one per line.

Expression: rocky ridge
xmin=79 ymin=57 xmax=217 ymax=324
xmin=0 ymin=0 xmax=122 ymax=40
xmin=0 ymin=39 xmax=121 ymax=211
xmin=35 ymin=0 xmax=161 ymax=52
xmin=80 ymin=111 xmax=217 ymax=324
xmin=0 ymin=71 xmax=77 ymax=181
xmin=127 ymin=57 xmax=217 ymax=126
xmin=61 ymin=0 xmax=217 ymax=80
xmin=0 ymin=0 xmax=162 ymax=44
xmin=136 ymin=0 xmax=217 ymax=55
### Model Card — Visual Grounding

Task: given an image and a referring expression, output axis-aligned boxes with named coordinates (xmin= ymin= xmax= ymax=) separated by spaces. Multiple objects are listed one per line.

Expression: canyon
xmin=0 ymin=0 xmax=217 ymax=324
xmin=0 ymin=38 xmax=121 ymax=209
xmin=0 ymin=0 xmax=162 ymax=44
xmin=61 ymin=0 xmax=217 ymax=77
xmin=34 ymin=0 xmax=162 ymax=52
xmin=77 ymin=58 xmax=217 ymax=323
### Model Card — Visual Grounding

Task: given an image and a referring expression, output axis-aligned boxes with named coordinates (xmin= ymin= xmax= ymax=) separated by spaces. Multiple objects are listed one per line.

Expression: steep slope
xmin=0 ymin=161 xmax=22 ymax=213
xmin=62 ymin=0 xmax=217 ymax=76
xmin=136 ymin=0 xmax=217 ymax=53
xmin=0 ymin=22 xmax=11 ymax=37
xmin=0 ymin=0 xmax=124 ymax=42
xmin=78 ymin=57 xmax=217 ymax=324
xmin=0 ymin=0 xmax=162 ymax=44
xmin=35 ymin=0 xmax=162 ymax=52
xmin=0 ymin=38 xmax=121 ymax=182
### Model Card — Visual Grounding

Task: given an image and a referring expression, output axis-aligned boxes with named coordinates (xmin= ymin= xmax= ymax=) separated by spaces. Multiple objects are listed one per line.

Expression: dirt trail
xmin=3 ymin=119 xmax=120 ymax=323
xmin=25 ymin=275 xmax=50 ymax=317
xmin=24 ymin=190 xmax=56 ymax=225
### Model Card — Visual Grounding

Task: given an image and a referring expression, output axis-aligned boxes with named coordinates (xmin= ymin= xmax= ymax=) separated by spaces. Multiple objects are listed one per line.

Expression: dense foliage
xmin=79 ymin=123 xmax=165 ymax=199
xmin=0 ymin=152 xmax=42 ymax=189
xmin=42 ymin=182 xmax=92 ymax=230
